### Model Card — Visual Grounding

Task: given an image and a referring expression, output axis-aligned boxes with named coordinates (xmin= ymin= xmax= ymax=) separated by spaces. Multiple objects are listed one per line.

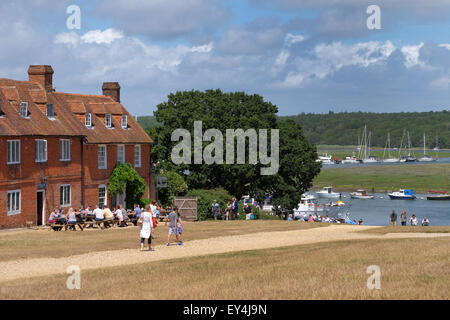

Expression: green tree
xmin=157 ymin=171 xmax=188 ymax=206
xmin=107 ymin=163 xmax=147 ymax=209
xmin=150 ymin=89 xmax=320 ymax=209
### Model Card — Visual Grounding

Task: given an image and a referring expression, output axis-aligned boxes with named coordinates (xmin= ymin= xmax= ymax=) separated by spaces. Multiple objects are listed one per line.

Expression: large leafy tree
xmin=150 ymin=89 xmax=321 ymax=209
xmin=107 ymin=163 xmax=147 ymax=209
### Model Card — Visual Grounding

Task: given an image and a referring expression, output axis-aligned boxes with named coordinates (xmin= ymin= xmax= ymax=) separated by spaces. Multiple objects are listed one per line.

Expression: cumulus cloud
xmin=439 ymin=44 xmax=450 ymax=50
xmin=401 ymin=43 xmax=424 ymax=68
xmin=277 ymin=40 xmax=396 ymax=87
xmin=81 ymin=29 xmax=124 ymax=44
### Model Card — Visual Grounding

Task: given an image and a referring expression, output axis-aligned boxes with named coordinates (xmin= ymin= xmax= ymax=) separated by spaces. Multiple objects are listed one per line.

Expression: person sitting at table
xmin=133 ymin=203 xmax=142 ymax=219
xmin=103 ymin=206 xmax=115 ymax=228
xmin=48 ymin=209 xmax=59 ymax=224
xmin=93 ymin=204 xmax=104 ymax=224
xmin=57 ymin=208 xmax=67 ymax=225
xmin=67 ymin=207 xmax=78 ymax=231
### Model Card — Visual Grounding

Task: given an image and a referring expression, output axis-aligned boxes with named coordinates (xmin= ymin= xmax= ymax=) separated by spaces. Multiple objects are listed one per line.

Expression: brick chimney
xmin=102 ymin=82 xmax=120 ymax=103
xmin=28 ymin=65 xmax=54 ymax=92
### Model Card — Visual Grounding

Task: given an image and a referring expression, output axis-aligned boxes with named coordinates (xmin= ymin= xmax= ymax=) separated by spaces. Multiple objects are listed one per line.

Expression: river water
xmin=319 ymin=193 xmax=450 ymax=226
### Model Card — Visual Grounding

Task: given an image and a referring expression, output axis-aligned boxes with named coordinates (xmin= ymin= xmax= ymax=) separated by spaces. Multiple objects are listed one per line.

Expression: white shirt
xmin=150 ymin=204 xmax=156 ymax=214
xmin=93 ymin=208 xmax=104 ymax=219
xmin=115 ymin=209 xmax=123 ymax=220
xmin=140 ymin=211 xmax=153 ymax=239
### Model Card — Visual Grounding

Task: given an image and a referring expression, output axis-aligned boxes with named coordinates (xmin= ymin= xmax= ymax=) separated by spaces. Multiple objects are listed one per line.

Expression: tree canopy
xmin=149 ymin=89 xmax=320 ymax=209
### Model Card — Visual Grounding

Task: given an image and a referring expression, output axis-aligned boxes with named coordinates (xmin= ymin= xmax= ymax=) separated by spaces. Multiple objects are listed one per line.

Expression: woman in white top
xmin=139 ymin=205 xmax=154 ymax=251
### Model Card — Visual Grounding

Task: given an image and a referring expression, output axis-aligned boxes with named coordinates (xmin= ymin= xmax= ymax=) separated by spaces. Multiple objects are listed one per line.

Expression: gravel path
xmin=1 ymin=225 xmax=449 ymax=283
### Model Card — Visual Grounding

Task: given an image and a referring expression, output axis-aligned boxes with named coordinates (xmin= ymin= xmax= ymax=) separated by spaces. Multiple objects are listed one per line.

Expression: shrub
xmin=186 ymin=188 xmax=233 ymax=221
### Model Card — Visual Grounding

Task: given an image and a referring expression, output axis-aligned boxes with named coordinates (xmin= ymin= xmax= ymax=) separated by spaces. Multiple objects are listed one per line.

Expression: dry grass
xmin=0 ymin=220 xmax=324 ymax=262
xmin=1 ymin=237 xmax=448 ymax=300
xmin=361 ymin=226 xmax=450 ymax=235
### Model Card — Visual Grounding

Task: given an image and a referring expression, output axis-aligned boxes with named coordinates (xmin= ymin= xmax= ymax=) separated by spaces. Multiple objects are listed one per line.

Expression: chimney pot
xmin=102 ymin=82 xmax=120 ymax=103
xmin=28 ymin=65 xmax=54 ymax=92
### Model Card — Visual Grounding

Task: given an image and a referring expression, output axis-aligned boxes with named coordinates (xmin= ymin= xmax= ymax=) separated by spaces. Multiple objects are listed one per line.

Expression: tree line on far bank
xmin=138 ymin=110 xmax=450 ymax=149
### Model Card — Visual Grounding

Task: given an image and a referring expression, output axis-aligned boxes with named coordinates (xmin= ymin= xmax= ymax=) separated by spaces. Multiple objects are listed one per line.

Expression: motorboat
xmin=426 ymin=191 xmax=450 ymax=200
xmin=316 ymin=155 xmax=335 ymax=165
xmin=350 ymin=189 xmax=374 ymax=199
xmin=363 ymin=155 xmax=378 ymax=163
xmin=316 ymin=187 xmax=341 ymax=199
xmin=388 ymin=189 xmax=416 ymax=200
xmin=300 ymin=193 xmax=317 ymax=201
xmin=342 ymin=156 xmax=362 ymax=164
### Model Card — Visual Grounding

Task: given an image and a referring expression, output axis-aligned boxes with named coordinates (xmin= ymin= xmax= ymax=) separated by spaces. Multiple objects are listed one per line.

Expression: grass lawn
xmin=0 ymin=220 xmax=325 ymax=262
xmin=1 ymin=237 xmax=448 ymax=299
xmin=313 ymin=163 xmax=450 ymax=193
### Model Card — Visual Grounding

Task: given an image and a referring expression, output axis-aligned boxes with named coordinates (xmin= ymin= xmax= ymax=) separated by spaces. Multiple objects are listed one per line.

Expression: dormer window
xmin=106 ymin=113 xmax=112 ymax=128
xmin=85 ymin=113 xmax=92 ymax=127
xmin=121 ymin=115 xmax=127 ymax=129
xmin=19 ymin=102 xmax=28 ymax=118
xmin=46 ymin=103 xmax=55 ymax=119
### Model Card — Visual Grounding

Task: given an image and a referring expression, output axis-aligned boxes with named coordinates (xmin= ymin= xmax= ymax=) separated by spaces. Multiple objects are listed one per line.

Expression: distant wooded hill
xmin=138 ymin=110 xmax=450 ymax=148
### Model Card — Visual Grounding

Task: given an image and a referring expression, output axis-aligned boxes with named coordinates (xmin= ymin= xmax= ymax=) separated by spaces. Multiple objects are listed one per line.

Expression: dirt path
xmin=1 ymin=225 xmax=449 ymax=283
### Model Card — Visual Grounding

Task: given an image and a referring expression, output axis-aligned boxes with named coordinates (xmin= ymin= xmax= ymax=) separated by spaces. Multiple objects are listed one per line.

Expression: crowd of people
xmin=211 ymin=197 xmax=257 ymax=220
xmin=389 ymin=210 xmax=430 ymax=226
xmin=47 ymin=200 xmax=184 ymax=251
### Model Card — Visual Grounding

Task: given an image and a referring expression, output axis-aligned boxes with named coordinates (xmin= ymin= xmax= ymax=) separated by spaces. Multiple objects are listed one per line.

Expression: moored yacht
xmin=316 ymin=187 xmax=341 ymax=199
xmin=388 ymin=189 xmax=416 ymax=200
xmin=350 ymin=189 xmax=374 ymax=199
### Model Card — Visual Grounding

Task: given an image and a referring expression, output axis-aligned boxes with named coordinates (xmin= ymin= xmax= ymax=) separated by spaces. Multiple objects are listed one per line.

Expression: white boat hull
xmin=317 ymin=192 xmax=340 ymax=199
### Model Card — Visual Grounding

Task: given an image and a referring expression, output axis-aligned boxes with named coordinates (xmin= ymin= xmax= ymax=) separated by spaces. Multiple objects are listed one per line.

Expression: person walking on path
xmin=212 ymin=200 xmax=220 ymax=220
xmin=400 ymin=210 xmax=407 ymax=226
xmin=139 ymin=205 xmax=154 ymax=251
xmin=167 ymin=206 xmax=182 ymax=246
xmin=389 ymin=210 xmax=398 ymax=226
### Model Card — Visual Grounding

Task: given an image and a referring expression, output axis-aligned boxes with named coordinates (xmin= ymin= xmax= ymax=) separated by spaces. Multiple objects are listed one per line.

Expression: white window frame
xmin=85 ymin=113 xmax=92 ymax=127
xmin=134 ymin=145 xmax=141 ymax=168
xmin=35 ymin=139 xmax=47 ymax=163
xmin=117 ymin=144 xmax=125 ymax=164
xmin=98 ymin=145 xmax=107 ymax=169
xmin=98 ymin=184 xmax=107 ymax=207
xmin=7 ymin=140 xmax=21 ymax=164
xmin=105 ymin=113 xmax=112 ymax=128
xmin=19 ymin=102 xmax=28 ymax=118
xmin=60 ymin=139 xmax=71 ymax=161
xmin=46 ymin=103 xmax=55 ymax=119
xmin=60 ymin=184 xmax=71 ymax=207
xmin=121 ymin=115 xmax=127 ymax=129
xmin=7 ymin=190 xmax=21 ymax=215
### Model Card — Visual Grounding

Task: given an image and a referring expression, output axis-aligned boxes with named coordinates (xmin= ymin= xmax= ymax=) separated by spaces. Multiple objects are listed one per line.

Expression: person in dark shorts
xmin=167 ymin=206 xmax=182 ymax=246
xmin=211 ymin=200 xmax=220 ymax=220
xmin=389 ymin=210 xmax=397 ymax=226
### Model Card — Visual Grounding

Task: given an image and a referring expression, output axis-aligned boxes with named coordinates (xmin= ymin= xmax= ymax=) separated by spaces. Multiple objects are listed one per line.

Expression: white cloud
xmin=285 ymin=33 xmax=305 ymax=46
xmin=401 ymin=42 xmax=424 ymax=68
xmin=430 ymin=74 xmax=450 ymax=89
xmin=277 ymin=40 xmax=396 ymax=87
xmin=54 ymin=32 xmax=79 ymax=46
xmin=439 ymin=44 xmax=450 ymax=50
xmin=81 ymin=29 xmax=124 ymax=44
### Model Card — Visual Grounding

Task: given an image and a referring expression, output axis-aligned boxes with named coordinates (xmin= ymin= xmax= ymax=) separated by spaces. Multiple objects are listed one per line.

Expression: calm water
xmin=319 ymin=193 xmax=450 ymax=226
xmin=322 ymin=157 xmax=450 ymax=169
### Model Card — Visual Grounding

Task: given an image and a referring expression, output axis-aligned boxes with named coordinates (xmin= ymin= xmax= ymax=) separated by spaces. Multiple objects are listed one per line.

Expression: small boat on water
xmin=342 ymin=156 xmax=362 ymax=164
xmin=316 ymin=187 xmax=341 ymax=199
xmin=350 ymin=189 xmax=374 ymax=199
xmin=388 ymin=189 xmax=416 ymax=200
xmin=426 ymin=190 xmax=450 ymax=200
xmin=316 ymin=154 xmax=336 ymax=165
xmin=418 ymin=133 xmax=437 ymax=162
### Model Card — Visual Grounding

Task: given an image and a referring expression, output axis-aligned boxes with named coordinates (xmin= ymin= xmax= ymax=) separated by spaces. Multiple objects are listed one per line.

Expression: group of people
xmin=47 ymin=200 xmax=184 ymax=251
xmin=389 ymin=210 xmax=430 ymax=226
xmin=211 ymin=197 xmax=243 ymax=220
xmin=48 ymin=203 xmax=149 ymax=230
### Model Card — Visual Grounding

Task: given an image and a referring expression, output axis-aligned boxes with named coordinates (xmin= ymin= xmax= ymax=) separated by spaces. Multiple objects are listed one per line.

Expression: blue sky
xmin=0 ymin=0 xmax=449 ymax=116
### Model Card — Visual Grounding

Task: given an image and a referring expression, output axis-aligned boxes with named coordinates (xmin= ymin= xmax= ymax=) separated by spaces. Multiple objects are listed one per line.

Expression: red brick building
xmin=0 ymin=65 xmax=152 ymax=228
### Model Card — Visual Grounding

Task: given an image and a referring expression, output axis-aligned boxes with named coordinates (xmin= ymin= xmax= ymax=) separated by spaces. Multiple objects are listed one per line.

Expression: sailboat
xmin=399 ymin=130 xmax=417 ymax=162
xmin=360 ymin=125 xmax=378 ymax=163
xmin=382 ymin=133 xmax=399 ymax=163
xmin=418 ymin=133 xmax=437 ymax=162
